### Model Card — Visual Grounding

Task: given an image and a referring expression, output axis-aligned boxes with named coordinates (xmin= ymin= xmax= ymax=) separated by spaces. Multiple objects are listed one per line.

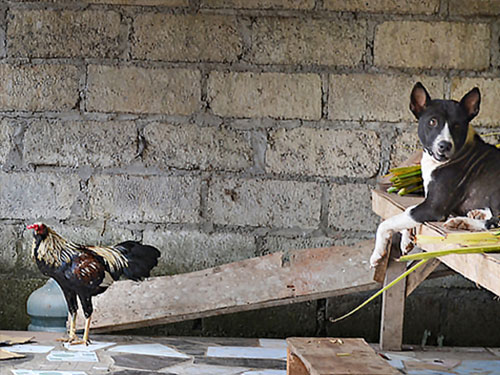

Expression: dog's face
xmin=410 ymin=83 xmax=480 ymax=163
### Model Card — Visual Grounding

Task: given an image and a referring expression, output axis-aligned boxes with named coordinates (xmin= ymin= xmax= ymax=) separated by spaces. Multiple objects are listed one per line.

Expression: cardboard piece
xmin=0 ymin=334 xmax=35 ymax=361
xmin=0 ymin=348 xmax=25 ymax=360
xmin=0 ymin=334 xmax=34 ymax=346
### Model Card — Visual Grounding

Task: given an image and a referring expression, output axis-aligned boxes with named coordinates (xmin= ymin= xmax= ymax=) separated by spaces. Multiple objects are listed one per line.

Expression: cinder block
xmin=207 ymin=177 xmax=321 ymax=228
xmin=0 ymin=171 xmax=80 ymax=220
xmin=260 ymin=235 xmax=361 ymax=255
xmin=87 ymin=65 xmax=201 ymax=115
xmin=328 ymin=74 xmax=444 ymax=122
xmin=391 ymin=128 xmax=420 ymax=168
xmin=143 ymin=123 xmax=253 ymax=171
xmin=0 ymin=119 xmax=15 ymax=164
xmin=374 ymin=21 xmax=490 ymax=70
xmin=451 ymin=77 xmax=500 ymax=127
xmin=208 ymin=71 xmax=321 ymax=120
xmin=200 ymin=0 xmax=314 ymax=9
xmin=86 ymin=0 xmax=187 ymax=4
xmin=39 ymin=222 xmax=137 ymax=247
xmin=132 ymin=14 xmax=242 ymax=62
xmin=88 ymin=175 xmax=201 ymax=223
xmin=0 ymin=64 xmax=80 ymax=111
xmin=0 ymin=225 xmax=20 ymax=273
xmin=143 ymin=228 xmax=256 ymax=275
xmin=266 ymin=127 xmax=380 ymax=178
xmin=24 ymin=120 xmax=137 ymax=168
xmin=250 ymin=17 xmax=365 ymax=66
xmin=7 ymin=9 xmax=123 ymax=58
xmin=449 ymin=0 xmax=500 ymax=16
xmin=329 ymin=183 xmax=379 ymax=232
xmin=324 ymin=0 xmax=439 ymax=14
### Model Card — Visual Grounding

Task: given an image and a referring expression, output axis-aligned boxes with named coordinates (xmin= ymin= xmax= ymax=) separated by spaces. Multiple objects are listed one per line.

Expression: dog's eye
xmin=428 ymin=118 xmax=438 ymax=127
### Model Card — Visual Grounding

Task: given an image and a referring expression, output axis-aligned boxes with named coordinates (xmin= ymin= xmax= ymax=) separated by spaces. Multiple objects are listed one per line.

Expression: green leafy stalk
xmin=391 ymin=176 xmax=423 ymax=188
xmin=417 ymin=231 xmax=500 ymax=244
xmin=388 ymin=165 xmax=422 ymax=175
xmin=398 ymin=184 xmax=424 ymax=196
xmin=390 ymin=170 xmax=422 ymax=180
xmin=386 ymin=165 xmax=423 ymax=196
xmin=399 ymin=244 xmax=500 ymax=262
xmin=329 ymin=259 xmax=429 ymax=323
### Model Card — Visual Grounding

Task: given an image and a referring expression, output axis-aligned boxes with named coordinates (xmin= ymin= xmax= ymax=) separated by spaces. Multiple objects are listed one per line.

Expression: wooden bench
xmin=372 ymin=188 xmax=500 ymax=350
xmin=286 ymin=337 xmax=399 ymax=375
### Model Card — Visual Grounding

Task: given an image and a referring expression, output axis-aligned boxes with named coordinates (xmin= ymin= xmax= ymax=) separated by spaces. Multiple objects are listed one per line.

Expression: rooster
xmin=27 ymin=223 xmax=161 ymax=345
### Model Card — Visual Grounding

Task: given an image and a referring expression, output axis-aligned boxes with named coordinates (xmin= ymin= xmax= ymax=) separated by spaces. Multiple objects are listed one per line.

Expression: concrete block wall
xmin=0 ymin=0 xmax=499 ymax=345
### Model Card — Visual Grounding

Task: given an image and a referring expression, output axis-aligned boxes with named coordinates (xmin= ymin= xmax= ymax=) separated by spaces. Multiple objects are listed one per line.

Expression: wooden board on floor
xmin=379 ymin=236 xmax=406 ymax=351
xmin=372 ymin=189 xmax=500 ymax=297
xmin=78 ymin=240 xmax=377 ymax=332
xmin=286 ymin=337 xmax=399 ymax=375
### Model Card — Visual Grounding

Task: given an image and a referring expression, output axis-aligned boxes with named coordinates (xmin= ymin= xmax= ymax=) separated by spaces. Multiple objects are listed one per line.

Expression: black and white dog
xmin=370 ymin=82 xmax=500 ymax=267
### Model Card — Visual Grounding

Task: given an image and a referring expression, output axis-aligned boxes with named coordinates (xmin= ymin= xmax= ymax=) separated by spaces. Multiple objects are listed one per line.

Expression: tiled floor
xmin=2 ymin=331 xmax=500 ymax=374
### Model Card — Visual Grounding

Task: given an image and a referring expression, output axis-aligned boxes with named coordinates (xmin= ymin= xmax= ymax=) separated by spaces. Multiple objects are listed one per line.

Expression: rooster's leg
xmin=69 ymin=312 xmax=78 ymax=340
xmin=69 ymin=316 xmax=91 ymax=346
xmin=57 ymin=312 xmax=78 ymax=343
xmin=82 ymin=316 xmax=91 ymax=344
xmin=68 ymin=294 xmax=93 ymax=345
xmin=68 ymin=317 xmax=91 ymax=346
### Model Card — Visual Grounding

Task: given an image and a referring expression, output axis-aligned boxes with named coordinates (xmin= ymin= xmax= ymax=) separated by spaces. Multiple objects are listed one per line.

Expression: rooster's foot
xmin=67 ymin=338 xmax=91 ymax=346
xmin=57 ymin=334 xmax=90 ymax=345
xmin=56 ymin=334 xmax=79 ymax=344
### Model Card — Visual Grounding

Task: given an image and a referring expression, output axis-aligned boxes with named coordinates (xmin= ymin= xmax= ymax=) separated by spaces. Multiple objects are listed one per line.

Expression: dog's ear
xmin=460 ymin=87 xmax=480 ymax=121
xmin=410 ymin=82 xmax=431 ymax=119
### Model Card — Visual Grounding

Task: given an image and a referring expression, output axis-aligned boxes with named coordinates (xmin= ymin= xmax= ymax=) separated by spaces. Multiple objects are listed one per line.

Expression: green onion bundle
xmin=386 ymin=165 xmax=423 ymax=196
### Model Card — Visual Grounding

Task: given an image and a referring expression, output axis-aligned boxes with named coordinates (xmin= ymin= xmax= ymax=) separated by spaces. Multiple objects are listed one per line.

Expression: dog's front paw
xmin=444 ymin=217 xmax=484 ymax=231
xmin=370 ymin=242 xmax=388 ymax=268
xmin=467 ymin=208 xmax=492 ymax=220
xmin=400 ymin=228 xmax=416 ymax=255
xmin=369 ymin=251 xmax=383 ymax=268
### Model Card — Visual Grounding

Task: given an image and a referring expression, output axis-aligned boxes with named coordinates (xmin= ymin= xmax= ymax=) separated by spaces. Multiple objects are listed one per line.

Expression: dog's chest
xmin=420 ymin=151 xmax=444 ymax=196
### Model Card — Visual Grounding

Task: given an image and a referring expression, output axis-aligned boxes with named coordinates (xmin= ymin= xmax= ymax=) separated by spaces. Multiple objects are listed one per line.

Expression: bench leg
xmin=379 ymin=233 xmax=407 ymax=351
xmin=287 ymin=347 xmax=309 ymax=375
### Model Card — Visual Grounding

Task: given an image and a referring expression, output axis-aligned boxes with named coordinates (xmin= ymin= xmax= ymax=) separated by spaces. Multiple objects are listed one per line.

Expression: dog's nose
xmin=437 ymin=140 xmax=452 ymax=153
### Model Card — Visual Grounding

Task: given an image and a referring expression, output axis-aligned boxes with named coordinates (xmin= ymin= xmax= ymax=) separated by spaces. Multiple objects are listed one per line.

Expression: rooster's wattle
xmin=27 ymin=223 xmax=160 ymax=345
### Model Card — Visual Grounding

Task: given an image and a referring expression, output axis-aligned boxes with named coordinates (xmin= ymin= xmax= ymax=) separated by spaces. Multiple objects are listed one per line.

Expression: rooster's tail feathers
xmin=114 ymin=241 xmax=161 ymax=281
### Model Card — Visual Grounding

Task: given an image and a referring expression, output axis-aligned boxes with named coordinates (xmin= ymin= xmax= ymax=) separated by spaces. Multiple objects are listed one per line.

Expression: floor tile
xmin=111 ymin=353 xmax=189 ymax=371
xmin=453 ymin=360 xmax=500 ymax=375
xmin=164 ymin=362 xmax=250 ymax=375
xmin=195 ymin=356 xmax=286 ymax=370
xmin=206 ymin=346 xmax=286 ymax=360
xmin=11 ymin=371 xmax=87 ymax=375
xmin=111 ymin=371 xmax=174 ymax=375
xmin=47 ymin=351 xmax=98 ymax=362
xmin=258 ymin=339 xmax=287 ymax=349
xmin=108 ymin=344 xmax=190 ymax=359
xmin=8 ymin=344 xmax=55 ymax=354
xmin=64 ymin=342 xmax=115 ymax=352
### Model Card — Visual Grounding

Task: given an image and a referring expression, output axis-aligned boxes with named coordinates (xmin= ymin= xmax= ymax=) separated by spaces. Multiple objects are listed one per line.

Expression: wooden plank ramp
xmin=286 ymin=337 xmax=399 ymax=375
xmin=78 ymin=240 xmax=377 ymax=332
xmin=372 ymin=189 xmax=500 ymax=297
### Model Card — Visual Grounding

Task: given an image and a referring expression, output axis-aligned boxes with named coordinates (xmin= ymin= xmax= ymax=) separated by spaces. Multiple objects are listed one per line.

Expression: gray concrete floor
xmin=2 ymin=331 xmax=500 ymax=374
